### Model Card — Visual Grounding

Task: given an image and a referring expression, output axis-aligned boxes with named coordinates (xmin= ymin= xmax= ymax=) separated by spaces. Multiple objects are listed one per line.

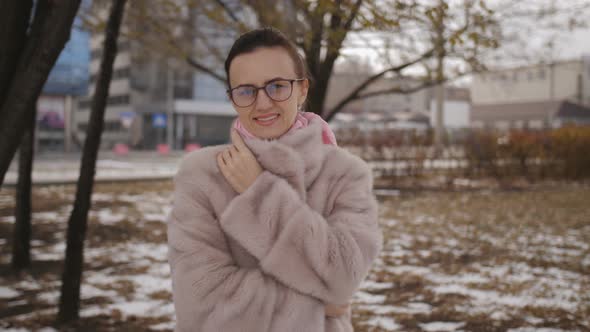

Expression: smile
xmin=254 ymin=114 xmax=280 ymax=126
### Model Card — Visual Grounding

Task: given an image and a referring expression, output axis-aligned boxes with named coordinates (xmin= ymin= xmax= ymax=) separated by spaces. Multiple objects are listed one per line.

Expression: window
xmin=107 ymin=95 xmax=130 ymax=106
xmin=104 ymin=120 xmax=122 ymax=131
xmin=90 ymin=41 xmax=129 ymax=60
xmin=78 ymin=98 xmax=91 ymax=110
xmin=90 ymin=67 xmax=130 ymax=83
xmin=538 ymin=69 xmax=546 ymax=79
xmin=78 ymin=121 xmax=122 ymax=133
xmin=90 ymin=48 xmax=102 ymax=60
xmin=78 ymin=94 xmax=130 ymax=110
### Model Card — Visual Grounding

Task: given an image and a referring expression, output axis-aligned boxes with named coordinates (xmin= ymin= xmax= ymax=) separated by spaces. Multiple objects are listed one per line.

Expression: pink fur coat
xmin=167 ymin=116 xmax=383 ymax=332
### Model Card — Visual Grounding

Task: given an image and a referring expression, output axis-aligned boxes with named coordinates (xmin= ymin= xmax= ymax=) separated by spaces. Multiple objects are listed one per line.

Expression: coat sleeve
xmin=218 ymin=156 xmax=383 ymax=305
xmin=167 ymin=156 xmax=323 ymax=332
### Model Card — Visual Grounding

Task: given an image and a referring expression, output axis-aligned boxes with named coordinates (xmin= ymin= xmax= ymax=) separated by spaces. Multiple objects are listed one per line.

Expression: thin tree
xmin=11 ymin=103 xmax=37 ymax=271
xmin=57 ymin=0 xmax=128 ymax=323
xmin=0 ymin=0 xmax=82 ymax=186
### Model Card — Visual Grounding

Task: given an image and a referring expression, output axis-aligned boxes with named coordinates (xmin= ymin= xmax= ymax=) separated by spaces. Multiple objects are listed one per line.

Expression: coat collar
xmin=241 ymin=117 xmax=328 ymax=201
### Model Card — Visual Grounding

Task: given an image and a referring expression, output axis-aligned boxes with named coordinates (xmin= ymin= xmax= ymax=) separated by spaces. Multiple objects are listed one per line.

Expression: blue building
xmin=43 ymin=25 xmax=90 ymax=96
xmin=38 ymin=18 xmax=89 ymax=151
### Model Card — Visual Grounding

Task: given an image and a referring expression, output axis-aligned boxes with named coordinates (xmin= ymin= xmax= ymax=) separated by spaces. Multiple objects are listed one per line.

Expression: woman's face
xmin=228 ymin=46 xmax=309 ymax=139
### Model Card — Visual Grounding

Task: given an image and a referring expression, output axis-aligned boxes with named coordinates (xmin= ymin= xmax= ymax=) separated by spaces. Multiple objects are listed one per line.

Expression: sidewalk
xmin=4 ymin=151 xmax=186 ymax=186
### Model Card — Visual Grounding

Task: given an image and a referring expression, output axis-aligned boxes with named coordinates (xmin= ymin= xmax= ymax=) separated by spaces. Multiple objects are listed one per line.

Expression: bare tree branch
xmin=325 ymin=47 xmax=435 ymax=119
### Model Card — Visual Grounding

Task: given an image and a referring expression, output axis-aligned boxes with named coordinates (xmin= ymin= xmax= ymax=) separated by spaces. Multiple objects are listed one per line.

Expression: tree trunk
xmin=433 ymin=0 xmax=446 ymax=157
xmin=57 ymin=0 xmax=127 ymax=324
xmin=307 ymin=74 xmax=330 ymax=117
xmin=11 ymin=102 xmax=37 ymax=271
xmin=0 ymin=1 xmax=33 ymax=111
xmin=0 ymin=0 xmax=81 ymax=187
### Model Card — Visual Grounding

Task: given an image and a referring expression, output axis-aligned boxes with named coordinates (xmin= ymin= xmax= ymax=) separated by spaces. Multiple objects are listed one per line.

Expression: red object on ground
xmin=157 ymin=144 xmax=170 ymax=155
xmin=185 ymin=143 xmax=201 ymax=152
xmin=113 ymin=143 xmax=129 ymax=155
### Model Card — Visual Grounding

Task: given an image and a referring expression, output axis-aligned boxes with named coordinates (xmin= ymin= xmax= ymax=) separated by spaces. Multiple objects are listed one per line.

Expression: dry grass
xmin=1 ymin=180 xmax=589 ymax=331
xmin=353 ymin=183 xmax=590 ymax=331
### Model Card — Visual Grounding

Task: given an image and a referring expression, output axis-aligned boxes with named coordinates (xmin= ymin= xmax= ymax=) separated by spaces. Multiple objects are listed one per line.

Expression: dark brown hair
xmin=224 ymin=27 xmax=311 ymax=90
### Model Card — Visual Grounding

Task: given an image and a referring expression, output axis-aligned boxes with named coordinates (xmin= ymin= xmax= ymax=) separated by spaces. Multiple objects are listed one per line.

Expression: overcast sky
xmin=338 ymin=0 xmax=590 ymax=76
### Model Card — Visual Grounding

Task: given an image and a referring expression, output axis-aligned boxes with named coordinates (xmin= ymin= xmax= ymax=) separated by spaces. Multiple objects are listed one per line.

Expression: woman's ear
xmin=297 ymin=78 xmax=309 ymax=106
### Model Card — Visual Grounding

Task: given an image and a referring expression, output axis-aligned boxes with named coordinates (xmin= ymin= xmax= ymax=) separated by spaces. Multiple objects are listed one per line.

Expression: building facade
xmin=38 ymin=19 xmax=90 ymax=152
xmin=470 ymin=56 xmax=590 ymax=128
xmin=75 ymin=4 xmax=249 ymax=150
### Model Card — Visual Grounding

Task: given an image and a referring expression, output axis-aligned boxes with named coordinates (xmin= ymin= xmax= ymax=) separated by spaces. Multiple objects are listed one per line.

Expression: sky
xmin=338 ymin=0 xmax=590 ymax=76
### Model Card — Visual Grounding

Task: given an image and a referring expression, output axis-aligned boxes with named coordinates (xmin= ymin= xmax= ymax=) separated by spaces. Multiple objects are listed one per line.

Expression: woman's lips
xmin=254 ymin=114 xmax=280 ymax=126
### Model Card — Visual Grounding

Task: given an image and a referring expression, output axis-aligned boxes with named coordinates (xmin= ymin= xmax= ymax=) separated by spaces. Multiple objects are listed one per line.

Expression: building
xmin=75 ymin=4 xmax=246 ymax=151
xmin=325 ymin=70 xmax=434 ymax=131
xmin=471 ymin=56 xmax=590 ymax=128
xmin=429 ymin=87 xmax=471 ymax=129
xmin=325 ymin=67 xmax=472 ymax=131
xmin=471 ymin=100 xmax=590 ymax=129
xmin=38 ymin=19 xmax=90 ymax=152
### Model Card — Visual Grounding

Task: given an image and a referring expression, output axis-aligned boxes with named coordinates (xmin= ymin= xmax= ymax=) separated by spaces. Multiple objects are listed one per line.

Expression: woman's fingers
xmin=222 ymin=149 xmax=232 ymax=166
xmin=230 ymin=129 xmax=247 ymax=152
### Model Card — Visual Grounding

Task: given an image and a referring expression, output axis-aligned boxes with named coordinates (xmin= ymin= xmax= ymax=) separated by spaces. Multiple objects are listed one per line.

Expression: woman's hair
xmin=224 ymin=27 xmax=311 ymax=90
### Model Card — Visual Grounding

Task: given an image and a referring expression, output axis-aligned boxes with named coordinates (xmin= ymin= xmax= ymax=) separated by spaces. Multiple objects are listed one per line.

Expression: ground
xmin=0 ymin=180 xmax=588 ymax=331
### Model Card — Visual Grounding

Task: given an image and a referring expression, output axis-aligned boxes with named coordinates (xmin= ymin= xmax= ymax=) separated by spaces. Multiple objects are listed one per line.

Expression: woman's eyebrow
xmin=232 ymin=77 xmax=289 ymax=89
xmin=263 ymin=77 xmax=288 ymax=84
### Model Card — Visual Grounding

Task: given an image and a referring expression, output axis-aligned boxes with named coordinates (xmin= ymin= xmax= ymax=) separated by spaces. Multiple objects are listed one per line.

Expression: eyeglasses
xmin=227 ymin=78 xmax=305 ymax=108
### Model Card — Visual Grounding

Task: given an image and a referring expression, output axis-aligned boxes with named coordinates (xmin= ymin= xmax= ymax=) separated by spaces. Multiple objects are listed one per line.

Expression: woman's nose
xmin=255 ymin=89 xmax=274 ymax=109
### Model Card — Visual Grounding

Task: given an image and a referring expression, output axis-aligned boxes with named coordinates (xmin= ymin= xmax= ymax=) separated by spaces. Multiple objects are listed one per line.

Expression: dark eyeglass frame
xmin=227 ymin=78 xmax=306 ymax=108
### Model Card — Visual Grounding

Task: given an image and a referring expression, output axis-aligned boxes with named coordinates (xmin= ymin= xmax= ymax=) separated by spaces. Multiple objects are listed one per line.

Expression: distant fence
xmin=336 ymin=125 xmax=590 ymax=180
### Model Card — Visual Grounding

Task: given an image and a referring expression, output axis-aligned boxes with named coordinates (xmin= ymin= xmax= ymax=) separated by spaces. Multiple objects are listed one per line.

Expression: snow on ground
xmin=352 ymin=187 xmax=590 ymax=331
xmin=4 ymin=154 xmax=182 ymax=185
xmin=1 ymin=182 xmax=589 ymax=331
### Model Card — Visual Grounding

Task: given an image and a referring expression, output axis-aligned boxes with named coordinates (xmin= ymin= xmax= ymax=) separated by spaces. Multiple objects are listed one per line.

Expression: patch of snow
xmin=354 ymin=291 xmax=386 ymax=304
xmin=32 ymin=242 xmax=65 ymax=261
xmin=126 ymin=243 xmax=168 ymax=262
xmin=427 ymin=272 xmax=491 ymax=285
xmin=37 ymin=290 xmax=60 ymax=304
xmin=374 ymin=189 xmax=400 ymax=196
xmin=419 ymin=321 xmax=465 ymax=332
xmin=507 ymin=328 xmax=569 ymax=332
xmin=37 ymin=328 xmax=58 ymax=332
xmin=81 ymin=284 xmax=118 ymax=299
xmin=0 ymin=286 xmax=20 ymax=298
xmin=15 ymin=278 xmax=41 ymax=291
xmin=109 ymin=300 xmax=174 ymax=318
xmin=1 ymin=215 xmax=15 ymax=223
xmin=361 ymin=280 xmax=394 ymax=290
xmin=430 ymin=283 xmax=579 ymax=312
xmin=359 ymin=302 xmax=433 ymax=315
xmin=385 ymin=265 xmax=431 ymax=276
xmin=525 ymin=316 xmax=544 ymax=325
xmin=364 ymin=316 xmax=401 ymax=330
xmin=79 ymin=306 xmax=110 ymax=318
xmin=144 ymin=213 xmax=166 ymax=222
xmin=151 ymin=320 xmax=176 ymax=330
xmin=95 ymin=209 xmax=126 ymax=225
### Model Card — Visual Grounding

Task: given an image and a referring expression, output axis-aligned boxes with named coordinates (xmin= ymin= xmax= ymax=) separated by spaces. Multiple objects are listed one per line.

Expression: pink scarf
xmin=232 ymin=111 xmax=337 ymax=146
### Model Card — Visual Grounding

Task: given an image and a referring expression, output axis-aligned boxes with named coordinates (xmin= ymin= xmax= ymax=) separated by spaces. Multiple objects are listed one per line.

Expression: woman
xmin=167 ymin=27 xmax=382 ymax=332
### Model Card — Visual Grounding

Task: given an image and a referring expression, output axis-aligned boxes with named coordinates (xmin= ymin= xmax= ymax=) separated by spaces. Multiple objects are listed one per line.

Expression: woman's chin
xmin=249 ymin=122 xmax=287 ymax=139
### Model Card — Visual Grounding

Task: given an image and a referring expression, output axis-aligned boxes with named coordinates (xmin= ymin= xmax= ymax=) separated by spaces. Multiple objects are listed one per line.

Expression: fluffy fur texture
xmin=167 ymin=116 xmax=383 ymax=332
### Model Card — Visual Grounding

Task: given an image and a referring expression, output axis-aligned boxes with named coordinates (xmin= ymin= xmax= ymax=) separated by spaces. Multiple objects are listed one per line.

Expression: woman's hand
xmin=324 ymin=302 xmax=350 ymax=318
xmin=216 ymin=129 xmax=263 ymax=194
